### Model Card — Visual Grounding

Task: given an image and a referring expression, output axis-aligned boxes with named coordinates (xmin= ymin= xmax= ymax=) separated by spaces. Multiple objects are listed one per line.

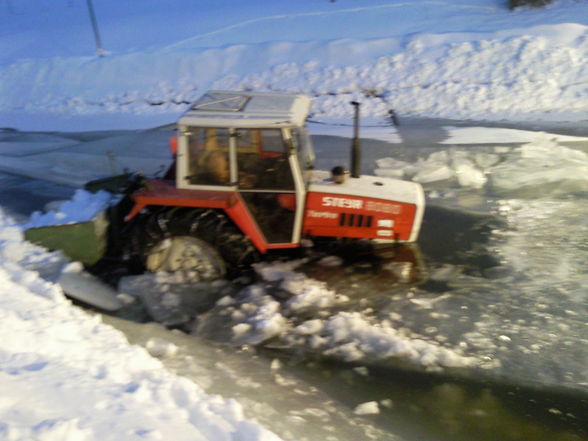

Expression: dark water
xmin=0 ymin=172 xmax=74 ymax=221
xmin=294 ymin=360 xmax=588 ymax=441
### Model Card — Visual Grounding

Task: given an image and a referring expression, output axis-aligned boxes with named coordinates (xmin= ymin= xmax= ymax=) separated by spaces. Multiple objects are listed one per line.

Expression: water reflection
xmin=292 ymin=360 xmax=588 ymax=441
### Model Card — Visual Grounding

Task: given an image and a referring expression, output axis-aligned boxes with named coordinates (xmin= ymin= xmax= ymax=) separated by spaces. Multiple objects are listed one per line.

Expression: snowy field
xmin=2 ymin=0 xmax=588 ymax=440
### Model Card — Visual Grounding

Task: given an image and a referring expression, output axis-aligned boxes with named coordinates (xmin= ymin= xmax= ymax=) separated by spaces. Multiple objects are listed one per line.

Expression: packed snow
xmin=0 ymin=209 xmax=284 ymax=441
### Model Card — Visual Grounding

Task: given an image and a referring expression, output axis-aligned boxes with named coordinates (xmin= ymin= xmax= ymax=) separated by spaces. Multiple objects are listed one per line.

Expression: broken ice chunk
xmin=354 ymin=401 xmax=380 ymax=415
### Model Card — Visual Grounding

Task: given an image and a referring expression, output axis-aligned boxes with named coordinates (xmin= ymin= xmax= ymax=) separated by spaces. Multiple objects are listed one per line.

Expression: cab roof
xmin=178 ymin=90 xmax=311 ymax=129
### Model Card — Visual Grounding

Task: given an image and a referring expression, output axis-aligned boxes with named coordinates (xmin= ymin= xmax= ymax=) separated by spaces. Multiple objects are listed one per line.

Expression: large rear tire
xmin=130 ymin=208 xmax=259 ymax=278
xmin=145 ymin=235 xmax=226 ymax=277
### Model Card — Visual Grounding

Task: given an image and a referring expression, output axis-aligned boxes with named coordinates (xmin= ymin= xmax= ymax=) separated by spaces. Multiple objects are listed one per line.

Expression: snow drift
xmin=0 ymin=208 xmax=283 ymax=441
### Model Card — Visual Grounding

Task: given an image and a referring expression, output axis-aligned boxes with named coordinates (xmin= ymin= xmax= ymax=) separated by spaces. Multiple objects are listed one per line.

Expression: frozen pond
xmin=1 ymin=121 xmax=588 ymax=440
xmin=309 ymin=124 xmax=588 ymax=393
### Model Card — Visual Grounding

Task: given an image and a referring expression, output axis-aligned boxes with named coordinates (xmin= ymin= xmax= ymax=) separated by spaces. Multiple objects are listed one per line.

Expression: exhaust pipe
xmin=350 ymin=101 xmax=361 ymax=178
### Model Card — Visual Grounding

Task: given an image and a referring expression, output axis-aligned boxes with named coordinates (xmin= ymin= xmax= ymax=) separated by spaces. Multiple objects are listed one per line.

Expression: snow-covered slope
xmin=0 ymin=208 xmax=283 ymax=441
xmin=1 ymin=0 xmax=588 ymax=130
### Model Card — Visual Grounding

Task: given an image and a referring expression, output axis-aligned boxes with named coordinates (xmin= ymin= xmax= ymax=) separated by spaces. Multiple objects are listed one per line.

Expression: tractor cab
xmin=175 ymin=91 xmax=313 ymax=246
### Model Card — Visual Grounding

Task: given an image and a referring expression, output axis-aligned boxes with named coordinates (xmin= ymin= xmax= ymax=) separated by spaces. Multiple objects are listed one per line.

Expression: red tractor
xmin=26 ymin=90 xmax=425 ymax=279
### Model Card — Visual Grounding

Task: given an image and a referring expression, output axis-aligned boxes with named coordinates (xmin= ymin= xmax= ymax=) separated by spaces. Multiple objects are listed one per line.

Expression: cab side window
xmin=236 ymin=129 xmax=294 ymax=190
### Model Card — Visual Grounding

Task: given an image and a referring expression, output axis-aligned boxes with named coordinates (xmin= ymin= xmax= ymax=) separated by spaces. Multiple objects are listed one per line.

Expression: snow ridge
xmin=4 ymin=27 xmax=588 ymax=122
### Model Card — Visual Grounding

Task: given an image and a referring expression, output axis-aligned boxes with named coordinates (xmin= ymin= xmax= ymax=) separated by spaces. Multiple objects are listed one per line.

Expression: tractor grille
xmin=339 ymin=213 xmax=373 ymax=228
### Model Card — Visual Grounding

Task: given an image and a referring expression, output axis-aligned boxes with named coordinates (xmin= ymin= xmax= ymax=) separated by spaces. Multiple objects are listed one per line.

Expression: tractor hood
xmin=306 ymin=170 xmax=425 ymax=243
xmin=309 ymin=170 xmax=425 ymax=206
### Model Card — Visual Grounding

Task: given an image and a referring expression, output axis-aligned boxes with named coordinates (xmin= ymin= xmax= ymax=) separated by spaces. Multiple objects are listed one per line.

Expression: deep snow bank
xmin=2 ymin=25 xmax=587 ymax=124
xmin=0 ymin=209 xmax=282 ymax=441
xmin=1 ymin=0 xmax=588 ymax=129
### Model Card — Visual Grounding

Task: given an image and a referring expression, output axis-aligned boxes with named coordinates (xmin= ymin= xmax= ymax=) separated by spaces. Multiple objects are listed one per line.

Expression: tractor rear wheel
xmin=130 ymin=207 xmax=259 ymax=278
xmin=145 ymin=235 xmax=226 ymax=277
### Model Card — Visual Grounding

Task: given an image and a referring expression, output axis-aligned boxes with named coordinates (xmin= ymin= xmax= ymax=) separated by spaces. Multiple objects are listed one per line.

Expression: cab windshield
xmin=184 ymin=127 xmax=294 ymax=190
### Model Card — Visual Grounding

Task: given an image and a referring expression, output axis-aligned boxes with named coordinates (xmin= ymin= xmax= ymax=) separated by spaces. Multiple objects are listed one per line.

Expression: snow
xmin=195 ymin=263 xmax=476 ymax=370
xmin=0 ymin=207 xmax=283 ymax=441
xmin=24 ymin=189 xmax=113 ymax=228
